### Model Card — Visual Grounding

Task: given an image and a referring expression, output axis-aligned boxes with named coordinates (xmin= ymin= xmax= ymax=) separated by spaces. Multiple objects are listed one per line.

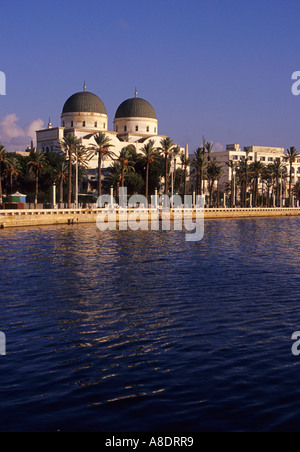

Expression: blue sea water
xmin=0 ymin=217 xmax=300 ymax=432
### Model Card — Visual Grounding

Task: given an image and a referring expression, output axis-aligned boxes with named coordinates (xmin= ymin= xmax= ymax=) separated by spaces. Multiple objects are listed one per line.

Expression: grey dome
xmin=62 ymin=91 xmax=107 ymax=115
xmin=115 ymin=97 xmax=157 ymax=119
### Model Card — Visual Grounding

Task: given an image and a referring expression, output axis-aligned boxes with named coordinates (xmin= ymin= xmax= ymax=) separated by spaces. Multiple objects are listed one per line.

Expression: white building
xmin=36 ymin=85 xmax=184 ymax=190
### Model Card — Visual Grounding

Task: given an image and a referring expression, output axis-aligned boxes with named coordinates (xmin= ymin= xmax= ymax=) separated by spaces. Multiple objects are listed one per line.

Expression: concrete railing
xmin=0 ymin=206 xmax=300 ymax=229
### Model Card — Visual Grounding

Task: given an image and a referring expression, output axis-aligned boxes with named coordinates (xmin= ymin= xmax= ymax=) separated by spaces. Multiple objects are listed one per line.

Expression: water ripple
xmin=0 ymin=218 xmax=300 ymax=431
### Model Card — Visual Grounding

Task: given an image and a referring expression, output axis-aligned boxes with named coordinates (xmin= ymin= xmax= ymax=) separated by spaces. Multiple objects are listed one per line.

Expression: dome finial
xmin=135 ymin=87 xmax=138 ymax=98
xmin=83 ymin=81 xmax=87 ymax=92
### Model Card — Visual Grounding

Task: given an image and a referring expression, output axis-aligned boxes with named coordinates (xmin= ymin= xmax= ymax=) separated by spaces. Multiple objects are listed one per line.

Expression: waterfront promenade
xmin=0 ymin=207 xmax=300 ymax=229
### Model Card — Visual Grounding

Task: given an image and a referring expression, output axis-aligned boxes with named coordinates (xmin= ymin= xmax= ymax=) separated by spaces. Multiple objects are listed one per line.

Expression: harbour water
xmin=0 ymin=217 xmax=300 ymax=432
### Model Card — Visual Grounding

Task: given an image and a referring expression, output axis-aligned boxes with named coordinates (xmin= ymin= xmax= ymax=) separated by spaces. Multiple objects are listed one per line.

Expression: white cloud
xmin=0 ymin=114 xmax=44 ymax=152
xmin=213 ymin=142 xmax=225 ymax=153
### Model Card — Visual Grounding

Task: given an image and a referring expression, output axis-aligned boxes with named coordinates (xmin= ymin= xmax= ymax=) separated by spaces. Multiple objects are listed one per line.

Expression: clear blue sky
xmin=1 ymin=0 xmax=300 ymax=153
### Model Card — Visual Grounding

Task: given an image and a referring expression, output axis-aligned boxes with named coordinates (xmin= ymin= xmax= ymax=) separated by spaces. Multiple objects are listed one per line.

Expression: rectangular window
xmin=124 ymin=126 xmax=127 ymax=132
xmin=71 ymin=121 xmax=73 ymax=127
xmin=135 ymin=126 xmax=139 ymax=132
xmin=83 ymin=121 xmax=86 ymax=127
xmin=95 ymin=122 xmax=98 ymax=128
xmin=147 ymin=126 xmax=150 ymax=132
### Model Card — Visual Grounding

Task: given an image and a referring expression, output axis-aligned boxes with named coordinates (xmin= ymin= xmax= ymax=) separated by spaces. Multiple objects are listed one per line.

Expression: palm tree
xmin=226 ymin=160 xmax=237 ymax=207
xmin=206 ymin=141 xmax=213 ymax=163
xmin=5 ymin=155 xmax=22 ymax=195
xmin=216 ymin=165 xmax=223 ymax=208
xmin=181 ymin=154 xmax=191 ymax=197
xmin=0 ymin=144 xmax=8 ymax=204
xmin=270 ymin=158 xmax=287 ymax=207
xmin=59 ymin=134 xmax=82 ymax=208
xmin=90 ymin=132 xmax=115 ymax=199
xmin=106 ymin=163 xmax=122 ymax=199
xmin=27 ymin=149 xmax=46 ymax=206
xmin=118 ymin=147 xmax=135 ymax=188
xmin=241 ymin=147 xmax=251 ymax=207
xmin=138 ymin=140 xmax=159 ymax=202
xmin=192 ymin=147 xmax=206 ymax=196
xmin=206 ymin=160 xmax=222 ymax=207
xmin=249 ymin=160 xmax=265 ymax=207
xmin=159 ymin=137 xmax=175 ymax=196
xmin=53 ymin=161 xmax=68 ymax=204
xmin=292 ymin=182 xmax=300 ymax=204
xmin=261 ymin=165 xmax=273 ymax=207
xmin=286 ymin=146 xmax=299 ymax=206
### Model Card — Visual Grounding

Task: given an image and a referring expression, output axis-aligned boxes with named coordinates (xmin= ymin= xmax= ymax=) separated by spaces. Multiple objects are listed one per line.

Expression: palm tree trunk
xmin=199 ymin=168 xmax=203 ymax=196
xmin=121 ymin=166 xmax=125 ymax=188
xmin=209 ymin=181 xmax=214 ymax=208
xmin=165 ymin=153 xmax=169 ymax=196
xmin=35 ymin=170 xmax=39 ymax=205
xmin=217 ymin=180 xmax=220 ymax=208
xmin=59 ymin=177 xmax=63 ymax=204
xmin=68 ymin=148 xmax=73 ymax=208
xmin=146 ymin=161 xmax=150 ymax=203
xmin=289 ymin=163 xmax=293 ymax=207
xmin=98 ymin=152 xmax=102 ymax=200
xmin=0 ymin=165 xmax=2 ymax=204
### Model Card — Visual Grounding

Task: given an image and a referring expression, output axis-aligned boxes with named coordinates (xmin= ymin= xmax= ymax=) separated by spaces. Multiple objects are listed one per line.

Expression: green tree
xmin=106 ymin=163 xmax=122 ymax=199
xmin=249 ymin=160 xmax=265 ymax=207
xmin=5 ymin=155 xmax=22 ymax=195
xmin=181 ymin=154 xmax=191 ymax=196
xmin=59 ymin=134 xmax=83 ymax=208
xmin=192 ymin=147 xmax=206 ymax=196
xmin=292 ymin=182 xmax=300 ymax=203
xmin=206 ymin=160 xmax=222 ymax=207
xmin=90 ymin=132 xmax=115 ymax=199
xmin=159 ymin=137 xmax=175 ymax=196
xmin=118 ymin=147 xmax=135 ymax=188
xmin=138 ymin=140 xmax=159 ymax=202
xmin=270 ymin=158 xmax=287 ymax=207
xmin=53 ymin=161 xmax=68 ymax=204
xmin=225 ymin=160 xmax=237 ymax=207
xmin=286 ymin=147 xmax=299 ymax=206
xmin=0 ymin=144 xmax=8 ymax=203
xmin=27 ymin=149 xmax=46 ymax=205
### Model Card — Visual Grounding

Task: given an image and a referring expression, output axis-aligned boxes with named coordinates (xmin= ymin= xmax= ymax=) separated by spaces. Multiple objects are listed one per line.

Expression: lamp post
xmin=52 ymin=183 xmax=56 ymax=208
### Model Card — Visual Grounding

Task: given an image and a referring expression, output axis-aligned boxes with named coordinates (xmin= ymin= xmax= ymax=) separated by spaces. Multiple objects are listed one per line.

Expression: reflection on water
xmin=0 ymin=218 xmax=300 ymax=431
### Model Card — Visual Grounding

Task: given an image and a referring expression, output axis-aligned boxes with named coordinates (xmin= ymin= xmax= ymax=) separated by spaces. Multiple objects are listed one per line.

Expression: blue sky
xmin=1 ymin=0 xmax=300 ymax=152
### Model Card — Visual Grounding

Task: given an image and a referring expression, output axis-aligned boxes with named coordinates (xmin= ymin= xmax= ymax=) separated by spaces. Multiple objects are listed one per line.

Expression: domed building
xmin=61 ymin=87 xmax=108 ymax=132
xmin=114 ymin=90 xmax=158 ymax=141
xmin=36 ymin=85 xmax=184 ymax=195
